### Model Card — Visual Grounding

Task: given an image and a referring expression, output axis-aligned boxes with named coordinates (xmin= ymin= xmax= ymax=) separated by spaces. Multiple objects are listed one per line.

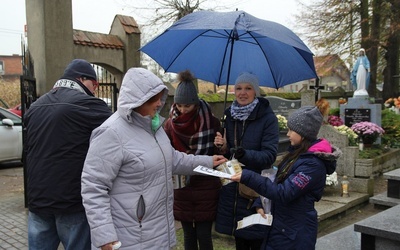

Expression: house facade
xmin=0 ymin=55 xmax=22 ymax=81
xmin=281 ymin=54 xmax=351 ymax=92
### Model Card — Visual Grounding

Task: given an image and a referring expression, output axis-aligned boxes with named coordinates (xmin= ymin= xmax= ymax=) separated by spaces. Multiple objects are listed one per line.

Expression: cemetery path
xmin=0 ymin=164 xmax=389 ymax=240
xmin=317 ymin=175 xmax=388 ymax=238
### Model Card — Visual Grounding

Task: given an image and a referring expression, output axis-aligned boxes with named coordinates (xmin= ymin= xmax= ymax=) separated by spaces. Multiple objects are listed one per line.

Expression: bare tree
xmin=294 ymin=0 xmax=360 ymax=65
xmin=294 ymin=0 xmax=400 ymax=99
xmin=119 ymin=0 xmax=242 ymax=83
xmin=381 ymin=0 xmax=400 ymax=100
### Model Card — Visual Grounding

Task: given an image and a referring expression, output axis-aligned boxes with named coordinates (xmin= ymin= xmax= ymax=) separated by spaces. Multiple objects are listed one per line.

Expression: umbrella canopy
xmin=140 ymin=10 xmax=317 ymax=89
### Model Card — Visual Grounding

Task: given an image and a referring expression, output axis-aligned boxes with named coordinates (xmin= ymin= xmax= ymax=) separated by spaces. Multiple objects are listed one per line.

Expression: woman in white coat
xmin=81 ymin=68 xmax=226 ymax=250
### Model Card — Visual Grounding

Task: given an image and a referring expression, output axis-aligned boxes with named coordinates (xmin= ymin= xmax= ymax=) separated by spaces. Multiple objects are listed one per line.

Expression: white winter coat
xmin=81 ymin=68 xmax=213 ymax=249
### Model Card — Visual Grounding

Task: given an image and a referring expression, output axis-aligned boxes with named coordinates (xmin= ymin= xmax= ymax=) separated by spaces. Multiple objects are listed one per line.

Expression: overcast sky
xmin=0 ymin=0 xmax=301 ymax=56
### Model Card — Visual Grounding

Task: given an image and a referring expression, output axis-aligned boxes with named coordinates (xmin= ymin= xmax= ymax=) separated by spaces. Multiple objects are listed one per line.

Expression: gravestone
xmin=343 ymin=108 xmax=371 ymax=127
xmin=339 ymin=96 xmax=382 ymax=143
xmin=264 ymin=96 xmax=301 ymax=155
xmin=318 ymin=125 xmax=358 ymax=177
xmin=265 ymin=96 xmax=301 ymax=119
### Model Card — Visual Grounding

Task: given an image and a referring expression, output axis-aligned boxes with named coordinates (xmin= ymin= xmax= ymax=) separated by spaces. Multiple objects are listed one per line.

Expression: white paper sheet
xmin=194 ymin=165 xmax=233 ymax=179
xmin=237 ymin=213 xmax=273 ymax=230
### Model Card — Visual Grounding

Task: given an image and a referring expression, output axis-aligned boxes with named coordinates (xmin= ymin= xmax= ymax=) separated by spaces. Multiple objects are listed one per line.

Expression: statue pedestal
xmin=353 ymin=89 xmax=369 ymax=98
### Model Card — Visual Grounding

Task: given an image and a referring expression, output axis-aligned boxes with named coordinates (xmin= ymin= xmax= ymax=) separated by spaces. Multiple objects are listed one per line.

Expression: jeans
xmin=181 ymin=221 xmax=213 ymax=250
xmin=28 ymin=211 xmax=91 ymax=250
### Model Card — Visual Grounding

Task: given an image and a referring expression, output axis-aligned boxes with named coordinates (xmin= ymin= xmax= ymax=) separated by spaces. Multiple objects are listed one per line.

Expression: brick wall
xmin=0 ymin=55 xmax=22 ymax=76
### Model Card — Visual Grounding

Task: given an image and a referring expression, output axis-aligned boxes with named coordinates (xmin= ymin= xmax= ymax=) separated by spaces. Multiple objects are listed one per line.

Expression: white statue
xmin=351 ymin=48 xmax=370 ymax=97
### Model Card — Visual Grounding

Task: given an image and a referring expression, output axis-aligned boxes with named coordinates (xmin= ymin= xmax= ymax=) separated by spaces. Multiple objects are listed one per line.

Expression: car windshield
xmin=0 ymin=108 xmax=22 ymax=125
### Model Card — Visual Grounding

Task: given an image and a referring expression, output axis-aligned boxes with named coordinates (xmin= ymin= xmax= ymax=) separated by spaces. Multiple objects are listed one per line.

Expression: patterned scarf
xmin=53 ymin=79 xmax=87 ymax=94
xmin=230 ymin=98 xmax=259 ymax=121
xmin=169 ymin=100 xmax=216 ymax=155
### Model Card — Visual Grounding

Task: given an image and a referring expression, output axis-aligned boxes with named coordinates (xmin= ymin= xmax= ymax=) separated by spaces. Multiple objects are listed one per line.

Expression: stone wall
xmin=355 ymin=149 xmax=400 ymax=178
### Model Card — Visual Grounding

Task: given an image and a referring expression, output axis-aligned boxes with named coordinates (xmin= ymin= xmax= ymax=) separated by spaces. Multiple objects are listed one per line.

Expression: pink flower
xmin=328 ymin=115 xmax=344 ymax=127
xmin=350 ymin=122 xmax=385 ymax=143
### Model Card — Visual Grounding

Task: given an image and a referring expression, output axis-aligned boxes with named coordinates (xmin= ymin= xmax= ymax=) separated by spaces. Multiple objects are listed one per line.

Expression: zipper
xmin=137 ymin=195 xmax=145 ymax=228
xmin=153 ymin=130 xmax=171 ymax=247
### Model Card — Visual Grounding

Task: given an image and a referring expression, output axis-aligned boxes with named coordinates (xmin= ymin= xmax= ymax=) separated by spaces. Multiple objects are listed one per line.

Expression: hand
xmin=101 ymin=241 xmax=121 ymax=250
xmin=231 ymin=172 xmax=242 ymax=182
xmin=256 ymin=207 xmax=267 ymax=219
xmin=214 ymin=132 xmax=226 ymax=148
xmin=230 ymin=146 xmax=245 ymax=159
xmin=212 ymin=155 xmax=227 ymax=166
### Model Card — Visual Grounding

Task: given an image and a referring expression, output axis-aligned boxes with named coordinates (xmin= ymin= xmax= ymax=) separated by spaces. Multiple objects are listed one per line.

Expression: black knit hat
xmin=61 ymin=59 xmax=97 ymax=82
xmin=287 ymin=106 xmax=323 ymax=141
xmin=174 ymin=70 xmax=199 ymax=104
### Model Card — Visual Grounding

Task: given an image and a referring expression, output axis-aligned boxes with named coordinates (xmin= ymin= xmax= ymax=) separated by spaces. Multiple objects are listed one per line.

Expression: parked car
xmin=0 ymin=107 xmax=22 ymax=163
xmin=8 ymin=104 xmax=22 ymax=117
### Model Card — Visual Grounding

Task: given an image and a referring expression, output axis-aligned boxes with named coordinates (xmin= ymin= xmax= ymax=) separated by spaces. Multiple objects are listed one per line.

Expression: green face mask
xmin=151 ymin=113 xmax=160 ymax=133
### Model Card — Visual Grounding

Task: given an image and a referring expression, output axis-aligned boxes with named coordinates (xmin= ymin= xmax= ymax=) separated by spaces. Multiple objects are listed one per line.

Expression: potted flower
xmin=276 ymin=114 xmax=287 ymax=132
xmin=350 ymin=121 xmax=385 ymax=145
xmin=328 ymin=115 xmax=344 ymax=127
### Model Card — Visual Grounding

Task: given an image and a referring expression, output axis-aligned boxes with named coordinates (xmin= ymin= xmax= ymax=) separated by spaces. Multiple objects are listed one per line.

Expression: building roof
xmin=314 ymin=54 xmax=350 ymax=80
xmin=73 ymin=30 xmax=125 ymax=50
xmin=115 ymin=14 xmax=141 ymax=34
xmin=72 ymin=15 xmax=140 ymax=50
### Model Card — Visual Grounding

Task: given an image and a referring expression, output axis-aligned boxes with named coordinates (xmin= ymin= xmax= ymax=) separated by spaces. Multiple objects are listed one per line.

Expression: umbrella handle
xmin=220 ymin=115 xmax=226 ymax=135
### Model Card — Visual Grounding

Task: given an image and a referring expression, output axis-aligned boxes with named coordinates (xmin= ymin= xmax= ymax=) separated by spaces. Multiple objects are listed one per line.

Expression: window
xmin=0 ymin=61 xmax=4 ymax=75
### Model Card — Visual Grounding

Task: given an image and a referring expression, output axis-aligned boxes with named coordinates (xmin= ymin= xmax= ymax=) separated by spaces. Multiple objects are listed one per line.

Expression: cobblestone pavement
xmin=0 ymin=165 xmax=65 ymax=250
xmin=0 ymin=165 xmax=181 ymax=250
xmin=0 ymin=165 xmax=28 ymax=250
xmin=0 ymin=164 xmax=388 ymax=249
xmin=0 ymin=194 xmax=28 ymax=249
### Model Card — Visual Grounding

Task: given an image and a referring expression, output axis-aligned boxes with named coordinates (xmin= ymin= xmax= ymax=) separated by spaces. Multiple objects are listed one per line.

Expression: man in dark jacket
xmin=25 ymin=59 xmax=112 ymax=250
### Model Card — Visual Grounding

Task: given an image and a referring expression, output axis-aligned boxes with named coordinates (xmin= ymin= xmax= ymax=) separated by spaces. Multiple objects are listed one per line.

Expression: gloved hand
xmin=230 ymin=146 xmax=245 ymax=159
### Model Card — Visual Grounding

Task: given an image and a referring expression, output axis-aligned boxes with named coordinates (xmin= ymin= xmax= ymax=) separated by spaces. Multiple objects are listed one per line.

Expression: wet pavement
xmin=0 ymin=165 xmax=28 ymax=249
xmin=0 ymin=165 xmax=386 ymax=250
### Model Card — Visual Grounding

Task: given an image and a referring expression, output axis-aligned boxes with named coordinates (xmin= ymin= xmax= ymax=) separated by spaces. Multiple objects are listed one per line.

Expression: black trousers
xmin=235 ymin=236 xmax=263 ymax=250
xmin=181 ymin=221 xmax=214 ymax=250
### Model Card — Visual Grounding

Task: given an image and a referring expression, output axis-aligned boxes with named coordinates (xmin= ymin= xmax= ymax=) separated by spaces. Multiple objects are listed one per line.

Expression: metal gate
xmin=21 ymin=43 xmax=37 ymax=207
xmin=94 ymin=65 xmax=119 ymax=113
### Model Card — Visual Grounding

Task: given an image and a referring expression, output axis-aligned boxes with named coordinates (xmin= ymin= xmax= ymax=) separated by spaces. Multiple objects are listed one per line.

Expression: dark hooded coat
xmin=240 ymin=138 xmax=342 ymax=250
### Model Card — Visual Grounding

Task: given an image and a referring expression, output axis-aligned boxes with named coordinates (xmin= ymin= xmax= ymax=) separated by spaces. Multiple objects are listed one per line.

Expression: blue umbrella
xmin=140 ymin=10 xmax=317 ymax=91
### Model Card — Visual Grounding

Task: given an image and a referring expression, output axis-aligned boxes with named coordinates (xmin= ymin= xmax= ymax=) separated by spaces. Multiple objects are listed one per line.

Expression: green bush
xmin=381 ymin=109 xmax=400 ymax=148
xmin=359 ymin=145 xmax=390 ymax=159
xmin=329 ymin=107 xmax=340 ymax=116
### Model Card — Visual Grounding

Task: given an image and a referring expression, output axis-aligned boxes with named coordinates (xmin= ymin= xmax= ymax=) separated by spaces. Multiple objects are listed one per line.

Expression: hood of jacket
xmin=308 ymin=138 xmax=342 ymax=175
xmin=117 ymin=68 xmax=168 ymax=123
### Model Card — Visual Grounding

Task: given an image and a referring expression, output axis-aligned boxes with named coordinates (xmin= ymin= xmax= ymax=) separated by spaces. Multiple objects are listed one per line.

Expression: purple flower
xmin=328 ymin=115 xmax=344 ymax=127
xmin=350 ymin=122 xmax=385 ymax=143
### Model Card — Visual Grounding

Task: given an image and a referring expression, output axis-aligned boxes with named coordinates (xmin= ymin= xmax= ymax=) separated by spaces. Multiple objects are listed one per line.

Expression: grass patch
xmin=0 ymin=78 xmax=20 ymax=108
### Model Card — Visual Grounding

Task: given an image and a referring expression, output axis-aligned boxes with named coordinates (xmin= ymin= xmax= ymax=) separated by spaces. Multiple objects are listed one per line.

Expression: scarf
xmin=53 ymin=79 xmax=88 ymax=95
xmin=230 ymin=98 xmax=259 ymax=121
xmin=168 ymin=100 xmax=216 ymax=155
xmin=151 ymin=113 xmax=160 ymax=133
